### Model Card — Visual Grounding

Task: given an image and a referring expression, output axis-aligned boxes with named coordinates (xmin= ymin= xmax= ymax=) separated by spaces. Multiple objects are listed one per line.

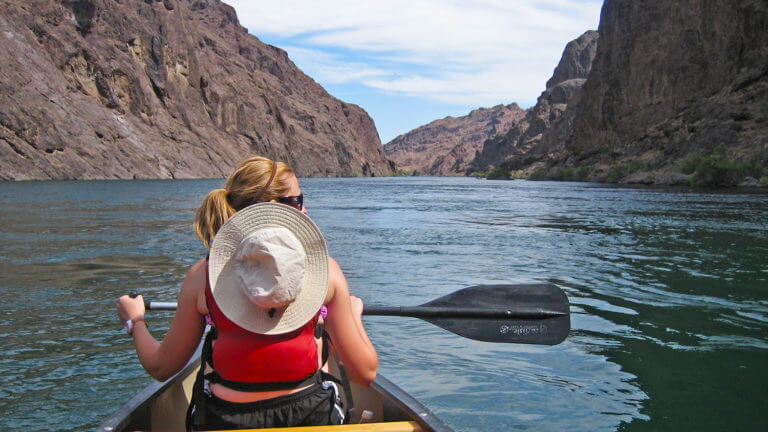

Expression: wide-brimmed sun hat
xmin=208 ymin=202 xmax=329 ymax=335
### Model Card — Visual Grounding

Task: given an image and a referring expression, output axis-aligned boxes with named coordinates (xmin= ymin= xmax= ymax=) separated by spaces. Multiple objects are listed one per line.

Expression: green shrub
xmin=685 ymin=146 xmax=766 ymax=187
xmin=576 ymin=165 xmax=593 ymax=181
xmin=743 ymin=156 xmax=765 ymax=179
xmin=602 ymin=159 xmax=650 ymax=183
xmin=529 ymin=167 xmax=549 ymax=180
xmin=486 ymin=166 xmax=511 ymax=179
xmin=626 ymin=160 xmax=649 ymax=174
xmin=689 ymin=155 xmax=741 ymax=186
xmin=550 ymin=167 xmax=575 ymax=181
xmin=680 ymin=153 xmax=704 ymax=174
xmin=606 ymin=165 xmax=627 ymax=183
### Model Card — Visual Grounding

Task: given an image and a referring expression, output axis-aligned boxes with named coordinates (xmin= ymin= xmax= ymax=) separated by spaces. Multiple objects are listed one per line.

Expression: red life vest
xmin=204 ymin=268 xmax=320 ymax=385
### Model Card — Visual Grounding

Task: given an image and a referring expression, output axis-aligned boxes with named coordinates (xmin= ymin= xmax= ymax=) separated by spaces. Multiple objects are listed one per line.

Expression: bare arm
xmin=117 ymin=258 xmax=207 ymax=381
xmin=324 ymin=257 xmax=378 ymax=386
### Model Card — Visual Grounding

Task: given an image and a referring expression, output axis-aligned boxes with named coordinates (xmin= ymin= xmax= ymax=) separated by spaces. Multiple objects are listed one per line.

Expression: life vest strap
xmin=203 ymin=369 xmax=323 ymax=392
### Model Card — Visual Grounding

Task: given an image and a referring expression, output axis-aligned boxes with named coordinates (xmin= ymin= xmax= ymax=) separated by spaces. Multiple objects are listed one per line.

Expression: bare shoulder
xmin=328 ymin=257 xmax=347 ymax=287
xmin=180 ymin=258 xmax=207 ymax=305
xmin=186 ymin=258 xmax=208 ymax=284
xmin=328 ymin=256 xmax=342 ymax=274
xmin=326 ymin=256 xmax=346 ymax=303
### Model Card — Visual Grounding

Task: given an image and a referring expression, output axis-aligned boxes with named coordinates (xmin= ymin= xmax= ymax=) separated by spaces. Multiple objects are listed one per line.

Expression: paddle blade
xmin=421 ymin=284 xmax=570 ymax=345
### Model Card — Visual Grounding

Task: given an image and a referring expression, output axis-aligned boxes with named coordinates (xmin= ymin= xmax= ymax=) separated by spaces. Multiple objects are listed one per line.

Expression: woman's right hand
xmin=349 ymin=295 xmax=364 ymax=319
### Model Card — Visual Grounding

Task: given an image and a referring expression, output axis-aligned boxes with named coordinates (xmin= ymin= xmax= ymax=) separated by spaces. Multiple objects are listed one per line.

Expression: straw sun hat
xmin=208 ymin=202 xmax=329 ymax=335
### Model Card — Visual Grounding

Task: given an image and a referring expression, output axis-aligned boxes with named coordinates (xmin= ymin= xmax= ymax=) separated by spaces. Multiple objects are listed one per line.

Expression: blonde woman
xmin=117 ymin=156 xmax=377 ymax=430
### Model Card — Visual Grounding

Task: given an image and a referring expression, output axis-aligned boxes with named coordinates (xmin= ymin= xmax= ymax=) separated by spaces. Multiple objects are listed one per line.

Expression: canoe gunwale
xmin=96 ymin=352 xmax=202 ymax=432
xmin=370 ymin=375 xmax=454 ymax=432
xmin=97 ymin=347 xmax=454 ymax=432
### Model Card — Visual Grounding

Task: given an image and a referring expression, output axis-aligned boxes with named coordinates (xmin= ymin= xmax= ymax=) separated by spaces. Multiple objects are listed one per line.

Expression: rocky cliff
xmin=383 ymin=104 xmax=525 ymax=175
xmin=0 ymin=0 xmax=394 ymax=180
xmin=562 ymin=0 xmax=768 ymax=185
xmin=471 ymin=30 xmax=598 ymax=174
xmin=428 ymin=0 xmax=766 ymax=187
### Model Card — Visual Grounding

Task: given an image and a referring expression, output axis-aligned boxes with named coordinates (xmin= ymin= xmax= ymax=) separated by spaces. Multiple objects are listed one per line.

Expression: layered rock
xmin=471 ymin=30 xmax=598 ymax=173
xmin=0 ymin=0 xmax=393 ymax=180
xmin=565 ymin=0 xmax=768 ymax=180
xmin=384 ymin=104 xmax=525 ymax=175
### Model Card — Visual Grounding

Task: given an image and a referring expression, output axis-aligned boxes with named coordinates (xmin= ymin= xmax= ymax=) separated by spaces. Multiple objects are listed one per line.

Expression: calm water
xmin=0 ymin=177 xmax=766 ymax=432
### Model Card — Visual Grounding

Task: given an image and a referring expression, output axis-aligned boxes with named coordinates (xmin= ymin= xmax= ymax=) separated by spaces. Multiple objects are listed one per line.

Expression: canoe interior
xmin=97 ymin=347 xmax=453 ymax=432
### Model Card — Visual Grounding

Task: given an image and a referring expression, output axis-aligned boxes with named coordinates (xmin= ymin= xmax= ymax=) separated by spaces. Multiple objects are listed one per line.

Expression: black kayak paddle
xmin=141 ymin=283 xmax=570 ymax=345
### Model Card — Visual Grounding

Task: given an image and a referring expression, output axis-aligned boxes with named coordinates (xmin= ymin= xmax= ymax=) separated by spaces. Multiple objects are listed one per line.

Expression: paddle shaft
xmin=364 ymin=306 xmax=565 ymax=319
xmin=144 ymin=302 xmax=564 ymax=319
xmin=145 ymin=301 xmax=176 ymax=311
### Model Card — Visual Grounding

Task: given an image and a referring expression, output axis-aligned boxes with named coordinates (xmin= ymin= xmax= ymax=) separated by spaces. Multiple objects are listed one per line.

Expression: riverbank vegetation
xmin=473 ymin=145 xmax=766 ymax=188
xmin=679 ymin=145 xmax=765 ymax=187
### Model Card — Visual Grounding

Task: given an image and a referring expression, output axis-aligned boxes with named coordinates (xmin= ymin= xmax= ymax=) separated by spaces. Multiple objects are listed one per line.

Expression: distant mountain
xmin=0 ymin=0 xmax=394 ymax=180
xmin=383 ymin=104 xmax=525 ymax=175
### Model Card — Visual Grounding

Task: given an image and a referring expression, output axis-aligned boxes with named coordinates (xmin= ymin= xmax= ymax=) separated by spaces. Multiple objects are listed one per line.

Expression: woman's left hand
xmin=117 ymin=294 xmax=146 ymax=323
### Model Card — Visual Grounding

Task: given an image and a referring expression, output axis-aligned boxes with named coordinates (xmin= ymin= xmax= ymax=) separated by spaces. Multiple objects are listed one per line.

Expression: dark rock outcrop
xmin=383 ymin=104 xmax=525 ymax=175
xmin=546 ymin=30 xmax=599 ymax=89
xmin=471 ymin=30 xmax=598 ymax=173
xmin=564 ymin=0 xmax=768 ymax=181
xmin=0 ymin=0 xmax=393 ymax=180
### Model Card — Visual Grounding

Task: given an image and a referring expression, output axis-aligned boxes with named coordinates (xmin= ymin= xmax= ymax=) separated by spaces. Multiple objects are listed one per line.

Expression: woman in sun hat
xmin=117 ymin=156 xmax=378 ymax=430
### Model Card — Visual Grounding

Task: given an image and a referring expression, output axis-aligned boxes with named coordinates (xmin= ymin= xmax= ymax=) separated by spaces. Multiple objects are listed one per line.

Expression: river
xmin=0 ymin=177 xmax=766 ymax=431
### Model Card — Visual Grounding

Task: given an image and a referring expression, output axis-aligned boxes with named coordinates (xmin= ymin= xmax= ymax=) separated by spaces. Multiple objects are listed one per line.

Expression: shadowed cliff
xmin=479 ymin=0 xmax=767 ymax=186
xmin=561 ymin=0 xmax=768 ymax=186
xmin=395 ymin=0 xmax=766 ymax=187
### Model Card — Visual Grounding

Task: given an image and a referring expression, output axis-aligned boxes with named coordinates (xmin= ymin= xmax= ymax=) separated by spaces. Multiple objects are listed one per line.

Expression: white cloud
xmin=225 ymin=0 xmax=602 ymax=105
xmin=364 ymin=65 xmax=547 ymax=106
xmin=279 ymin=46 xmax=389 ymax=84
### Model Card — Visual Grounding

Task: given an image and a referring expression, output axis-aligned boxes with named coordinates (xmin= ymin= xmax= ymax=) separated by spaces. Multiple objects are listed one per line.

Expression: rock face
xmin=383 ymin=104 xmax=525 ymax=175
xmin=471 ymin=31 xmax=598 ymax=173
xmin=0 ymin=0 xmax=394 ymax=180
xmin=546 ymin=30 xmax=599 ymax=89
xmin=565 ymin=0 xmax=768 ymax=178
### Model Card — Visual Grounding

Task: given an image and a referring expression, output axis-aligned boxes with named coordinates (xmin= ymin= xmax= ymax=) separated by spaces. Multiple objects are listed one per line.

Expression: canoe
xmin=96 ymin=349 xmax=453 ymax=432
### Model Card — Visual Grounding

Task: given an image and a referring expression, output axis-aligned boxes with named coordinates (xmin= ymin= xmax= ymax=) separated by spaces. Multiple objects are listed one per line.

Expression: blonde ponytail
xmin=194 ymin=156 xmax=296 ymax=248
xmin=194 ymin=188 xmax=235 ymax=248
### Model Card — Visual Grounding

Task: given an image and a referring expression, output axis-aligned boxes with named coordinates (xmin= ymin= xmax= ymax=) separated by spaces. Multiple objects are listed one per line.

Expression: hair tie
xmin=260 ymin=160 xmax=279 ymax=200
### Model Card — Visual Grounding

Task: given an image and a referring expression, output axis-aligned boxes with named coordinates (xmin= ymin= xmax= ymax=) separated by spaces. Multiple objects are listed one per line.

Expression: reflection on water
xmin=0 ymin=178 xmax=766 ymax=432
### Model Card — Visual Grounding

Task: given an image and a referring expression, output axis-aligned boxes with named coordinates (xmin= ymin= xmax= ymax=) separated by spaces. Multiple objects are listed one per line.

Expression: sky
xmin=225 ymin=1 xmax=603 ymax=144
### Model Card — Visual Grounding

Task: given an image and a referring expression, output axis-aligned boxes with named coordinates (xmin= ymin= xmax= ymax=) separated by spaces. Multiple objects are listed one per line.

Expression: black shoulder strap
xmin=316 ymin=323 xmax=330 ymax=366
xmin=186 ymin=329 xmax=215 ymax=430
xmin=322 ymin=329 xmax=355 ymax=421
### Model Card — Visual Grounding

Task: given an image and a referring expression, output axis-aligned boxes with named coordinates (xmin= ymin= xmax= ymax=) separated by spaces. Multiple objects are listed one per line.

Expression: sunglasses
xmin=276 ymin=194 xmax=303 ymax=211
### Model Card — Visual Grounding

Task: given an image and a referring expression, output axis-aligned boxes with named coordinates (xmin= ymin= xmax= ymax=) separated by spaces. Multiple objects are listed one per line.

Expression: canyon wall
xmin=402 ymin=0 xmax=766 ymax=187
xmin=0 ymin=0 xmax=394 ymax=180
xmin=562 ymin=0 xmax=767 ymax=184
